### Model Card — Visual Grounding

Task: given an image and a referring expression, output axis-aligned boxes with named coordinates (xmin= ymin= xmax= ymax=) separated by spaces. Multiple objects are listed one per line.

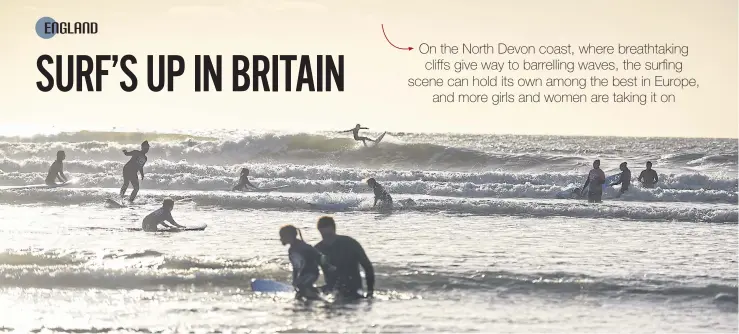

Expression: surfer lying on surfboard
xmin=45 ymin=150 xmax=68 ymax=186
xmin=339 ymin=124 xmax=376 ymax=147
xmin=232 ymin=168 xmax=257 ymax=191
xmin=142 ymin=198 xmax=185 ymax=232
xmin=279 ymin=225 xmax=335 ymax=300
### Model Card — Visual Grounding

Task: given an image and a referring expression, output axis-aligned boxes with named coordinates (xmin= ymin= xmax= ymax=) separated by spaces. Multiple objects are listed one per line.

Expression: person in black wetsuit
xmin=142 ymin=198 xmax=185 ymax=232
xmin=638 ymin=161 xmax=659 ymax=188
xmin=610 ymin=162 xmax=631 ymax=197
xmin=581 ymin=159 xmax=606 ymax=203
xmin=314 ymin=216 xmax=374 ymax=300
xmin=45 ymin=150 xmax=68 ymax=185
xmin=339 ymin=124 xmax=375 ymax=147
xmin=279 ymin=225 xmax=334 ymax=300
xmin=232 ymin=168 xmax=257 ymax=191
xmin=366 ymin=178 xmax=393 ymax=210
xmin=120 ymin=140 xmax=149 ymax=202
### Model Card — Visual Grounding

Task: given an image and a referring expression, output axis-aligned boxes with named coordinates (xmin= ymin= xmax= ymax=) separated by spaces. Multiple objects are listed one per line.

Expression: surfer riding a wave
xmin=120 ymin=140 xmax=149 ymax=203
xmin=339 ymin=124 xmax=377 ymax=147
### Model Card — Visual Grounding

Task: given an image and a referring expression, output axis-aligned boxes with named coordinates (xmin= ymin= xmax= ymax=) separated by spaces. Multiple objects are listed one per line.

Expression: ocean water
xmin=0 ymin=130 xmax=736 ymax=333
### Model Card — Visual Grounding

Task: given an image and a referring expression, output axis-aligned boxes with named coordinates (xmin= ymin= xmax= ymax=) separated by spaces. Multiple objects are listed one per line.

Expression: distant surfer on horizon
xmin=45 ymin=150 xmax=68 ymax=186
xmin=279 ymin=224 xmax=335 ymax=300
xmin=339 ymin=124 xmax=375 ymax=147
xmin=314 ymin=216 xmax=375 ymax=300
xmin=610 ymin=162 xmax=631 ymax=197
xmin=581 ymin=159 xmax=605 ymax=203
xmin=142 ymin=198 xmax=185 ymax=232
xmin=638 ymin=161 xmax=659 ymax=188
xmin=232 ymin=168 xmax=257 ymax=191
xmin=367 ymin=178 xmax=393 ymax=210
xmin=120 ymin=140 xmax=149 ymax=203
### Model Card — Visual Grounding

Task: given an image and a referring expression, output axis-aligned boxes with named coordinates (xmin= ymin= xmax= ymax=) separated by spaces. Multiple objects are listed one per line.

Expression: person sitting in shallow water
xmin=45 ymin=150 xmax=68 ymax=186
xmin=232 ymin=168 xmax=257 ymax=191
xmin=366 ymin=178 xmax=392 ymax=210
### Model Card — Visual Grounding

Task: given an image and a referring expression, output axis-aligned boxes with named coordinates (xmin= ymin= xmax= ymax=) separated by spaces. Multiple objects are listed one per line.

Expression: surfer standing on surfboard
xmin=142 ymin=198 xmax=185 ymax=232
xmin=339 ymin=124 xmax=376 ymax=147
xmin=120 ymin=140 xmax=149 ymax=203
xmin=232 ymin=168 xmax=257 ymax=191
xmin=45 ymin=150 xmax=68 ymax=186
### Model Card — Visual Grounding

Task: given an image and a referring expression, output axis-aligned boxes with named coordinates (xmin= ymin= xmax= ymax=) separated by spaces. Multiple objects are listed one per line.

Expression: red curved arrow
xmin=381 ymin=24 xmax=413 ymax=51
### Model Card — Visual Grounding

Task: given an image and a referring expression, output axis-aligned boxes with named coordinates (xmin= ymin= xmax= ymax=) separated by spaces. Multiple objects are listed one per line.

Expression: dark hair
xmin=279 ymin=225 xmax=298 ymax=238
xmin=646 ymin=161 xmax=652 ymax=165
xmin=317 ymin=216 xmax=335 ymax=229
xmin=594 ymin=159 xmax=600 ymax=163
xmin=163 ymin=198 xmax=174 ymax=207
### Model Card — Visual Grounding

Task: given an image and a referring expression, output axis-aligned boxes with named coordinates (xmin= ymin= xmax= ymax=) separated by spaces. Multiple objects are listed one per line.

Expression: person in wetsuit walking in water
xmin=610 ymin=162 xmax=631 ymax=197
xmin=314 ymin=216 xmax=375 ymax=300
xmin=339 ymin=124 xmax=375 ymax=147
xmin=120 ymin=140 xmax=149 ymax=203
xmin=638 ymin=161 xmax=659 ymax=188
xmin=45 ymin=150 xmax=68 ymax=186
xmin=581 ymin=159 xmax=606 ymax=203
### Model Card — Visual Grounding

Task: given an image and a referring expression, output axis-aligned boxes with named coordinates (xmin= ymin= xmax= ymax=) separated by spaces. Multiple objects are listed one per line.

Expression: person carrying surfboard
xmin=45 ymin=150 xmax=68 ymax=186
xmin=279 ymin=225 xmax=335 ymax=300
xmin=142 ymin=198 xmax=185 ymax=232
xmin=581 ymin=159 xmax=606 ymax=203
xmin=232 ymin=168 xmax=257 ymax=191
xmin=120 ymin=140 xmax=149 ymax=203
xmin=339 ymin=124 xmax=376 ymax=147
xmin=366 ymin=178 xmax=393 ymax=210
xmin=314 ymin=216 xmax=375 ymax=300
xmin=610 ymin=162 xmax=632 ymax=197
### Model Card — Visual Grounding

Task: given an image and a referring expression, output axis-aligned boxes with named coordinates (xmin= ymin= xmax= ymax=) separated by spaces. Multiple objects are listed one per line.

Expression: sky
xmin=0 ymin=0 xmax=737 ymax=138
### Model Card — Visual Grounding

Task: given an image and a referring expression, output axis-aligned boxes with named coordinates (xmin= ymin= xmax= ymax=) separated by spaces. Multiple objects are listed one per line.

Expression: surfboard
xmin=372 ymin=132 xmax=387 ymax=147
xmin=308 ymin=203 xmax=348 ymax=211
xmin=254 ymin=185 xmax=289 ymax=192
xmin=104 ymin=198 xmax=144 ymax=208
xmin=251 ymin=279 xmax=293 ymax=293
xmin=0 ymin=179 xmax=77 ymax=190
xmin=126 ymin=224 xmax=207 ymax=232
xmin=603 ymin=173 xmax=621 ymax=189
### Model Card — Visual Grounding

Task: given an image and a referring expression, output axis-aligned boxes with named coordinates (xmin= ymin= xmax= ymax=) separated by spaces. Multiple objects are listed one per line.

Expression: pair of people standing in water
xmin=42 ymin=140 xmax=150 ymax=204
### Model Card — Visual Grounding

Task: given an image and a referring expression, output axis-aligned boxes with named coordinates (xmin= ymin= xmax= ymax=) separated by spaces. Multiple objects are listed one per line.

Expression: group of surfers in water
xmin=41 ymin=129 xmax=663 ymax=300
xmin=571 ymin=159 xmax=660 ymax=203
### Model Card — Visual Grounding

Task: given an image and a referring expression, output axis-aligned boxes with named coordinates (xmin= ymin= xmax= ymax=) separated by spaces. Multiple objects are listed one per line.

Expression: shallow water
xmin=0 ymin=203 xmax=736 ymax=333
xmin=0 ymin=130 xmax=736 ymax=332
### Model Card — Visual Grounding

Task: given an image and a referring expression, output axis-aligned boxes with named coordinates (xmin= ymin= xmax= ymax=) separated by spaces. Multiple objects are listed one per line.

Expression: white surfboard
xmin=603 ymin=173 xmax=621 ymax=190
xmin=372 ymin=132 xmax=387 ymax=147
xmin=126 ymin=224 xmax=207 ymax=232
xmin=251 ymin=279 xmax=294 ymax=292
xmin=254 ymin=185 xmax=289 ymax=192
xmin=0 ymin=179 xmax=77 ymax=190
